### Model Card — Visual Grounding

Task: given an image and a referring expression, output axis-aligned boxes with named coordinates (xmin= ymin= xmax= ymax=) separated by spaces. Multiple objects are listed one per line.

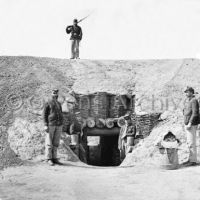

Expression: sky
xmin=0 ymin=0 xmax=200 ymax=59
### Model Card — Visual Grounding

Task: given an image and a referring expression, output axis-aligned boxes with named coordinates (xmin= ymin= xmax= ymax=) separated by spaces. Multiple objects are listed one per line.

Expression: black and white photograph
xmin=1 ymin=0 xmax=200 ymax=199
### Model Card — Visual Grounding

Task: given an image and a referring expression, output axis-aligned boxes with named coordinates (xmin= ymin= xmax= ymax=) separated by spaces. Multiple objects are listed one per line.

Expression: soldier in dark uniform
xmin=183 ymin=86 xmax=200 ymax=165
xmin=66 ymin=19 xmax=83 ymax=59
xmin=43 ymin=89 xmax=63 ymax=166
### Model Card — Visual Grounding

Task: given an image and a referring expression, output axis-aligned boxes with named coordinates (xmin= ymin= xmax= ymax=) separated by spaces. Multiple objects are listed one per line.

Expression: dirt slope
xmin=122 ymin=110 xmax=192 ymax=167
xmin=1 ymin=56 xmax=200 ymax=168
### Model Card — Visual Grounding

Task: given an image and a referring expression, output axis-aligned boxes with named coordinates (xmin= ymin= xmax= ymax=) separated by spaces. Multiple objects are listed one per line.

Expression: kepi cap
xmin=184 ymin=86 xmax=195 ymax=94
xmin=52 ymin=89 xmax=59 ymax=95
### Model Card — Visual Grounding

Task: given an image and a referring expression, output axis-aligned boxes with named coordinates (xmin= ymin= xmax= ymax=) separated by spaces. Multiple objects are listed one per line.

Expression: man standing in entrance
xmin=43 ymin=89 xmax=63 ymax=166
xmin=66 ymin=19 xmax=83 ymax=59
xmin=118 ymin=113 xmax=136 ymax=161
xmin=183 ymin=86 xmax=199 ymax=165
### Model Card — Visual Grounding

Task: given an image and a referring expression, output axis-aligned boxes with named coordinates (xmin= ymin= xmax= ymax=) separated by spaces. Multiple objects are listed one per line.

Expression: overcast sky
xmin=0 ymin=0 xmax=200 ymax=59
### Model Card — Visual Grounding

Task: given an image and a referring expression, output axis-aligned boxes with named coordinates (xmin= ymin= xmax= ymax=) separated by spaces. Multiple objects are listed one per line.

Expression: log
xmin=105 ymin=118 xmax=114 ymax=128
xmin=86 ymin=118 xmax=95 ymax=128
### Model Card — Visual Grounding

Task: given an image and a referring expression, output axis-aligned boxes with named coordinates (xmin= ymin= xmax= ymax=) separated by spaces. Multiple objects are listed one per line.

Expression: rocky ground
xmin=1 ymin=161 xmax=200 ymax=200
xmin=0 ymin=56 xmax=76 ymax=169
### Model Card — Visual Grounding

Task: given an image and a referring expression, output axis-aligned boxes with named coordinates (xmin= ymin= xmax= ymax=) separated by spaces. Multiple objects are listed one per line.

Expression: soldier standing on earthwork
xmin=43 ymin=89 xmax=63 ymax=166
xmin=66 ymin=19 xmax=83 ymax=59
xmin=183 ymin=86 xmax=200 ymax=166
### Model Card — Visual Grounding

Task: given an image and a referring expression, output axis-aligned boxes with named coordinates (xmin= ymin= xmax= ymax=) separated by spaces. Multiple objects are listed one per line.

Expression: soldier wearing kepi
xmin=183 ymin=86 xmax=200 ymax=166
xmin=66 ymin=19 xmax=83 ymax=59
xmin=43 ymin=89 xmax=63 ymax=166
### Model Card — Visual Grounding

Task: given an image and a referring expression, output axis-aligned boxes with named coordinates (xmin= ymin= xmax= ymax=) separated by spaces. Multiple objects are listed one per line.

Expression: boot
xmin=47 ymin=159 xmax=54 ymax=166
xmin=52 ymin=158 xmax=63 ymax=165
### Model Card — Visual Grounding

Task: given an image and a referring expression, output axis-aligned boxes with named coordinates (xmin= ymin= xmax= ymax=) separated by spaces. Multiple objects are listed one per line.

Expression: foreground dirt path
xmin=0 ymin=161 xmax=200 ymax=200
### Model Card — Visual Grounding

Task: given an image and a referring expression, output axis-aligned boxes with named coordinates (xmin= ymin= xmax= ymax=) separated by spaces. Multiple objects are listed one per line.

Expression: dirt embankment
xmin=0 ymin=56 xmax=76 ymax=169
xmin=1 ymin=56 xmax=200 ymax=168
xmin=122 ymin=59 xmax=200 ymax=167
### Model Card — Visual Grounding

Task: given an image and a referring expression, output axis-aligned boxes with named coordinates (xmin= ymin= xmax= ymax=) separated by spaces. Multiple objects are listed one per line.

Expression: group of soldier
xmin=50 ymin=18 xmax=200 ymax=165
xmin=42 ymin=86 xmax=200 ymax=166
xmin=42 ymin=89 xmax=136 ymax=166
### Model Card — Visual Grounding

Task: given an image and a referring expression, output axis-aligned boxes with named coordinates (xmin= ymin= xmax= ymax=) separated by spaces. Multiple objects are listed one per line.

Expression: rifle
xmin=66 ymin=11 xmax=94 ymax=36
xmin=68 ymin=11 xmax=94 ymax=27
xmin=78 ymin=12 xmax=92 ymax=23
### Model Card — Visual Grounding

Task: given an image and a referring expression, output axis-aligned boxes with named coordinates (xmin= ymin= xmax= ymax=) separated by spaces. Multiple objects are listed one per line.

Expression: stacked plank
xmin=89 ymin=94 xmax=96 ymax=118
xmin=76 ymin=92 xmax=136 ymax=130
xmin=109 ymin=95 xmax=127 ymax=118
xmin=89 ymin=92 xmax=108 ymax=119
xmin=79 ymin=95 xmax=90 ymax=119
xmin=78 ymin=93 xmax=135 ymax=119
xmin=136 ymin=113 xmax=161 ymax=138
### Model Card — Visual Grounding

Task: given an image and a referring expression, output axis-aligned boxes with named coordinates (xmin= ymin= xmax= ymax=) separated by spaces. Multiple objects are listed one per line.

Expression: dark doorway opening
xmin=100 ymin=135 xmax=121 ymax=166
xmin=87 ymin=135 xmax=121 ymax=167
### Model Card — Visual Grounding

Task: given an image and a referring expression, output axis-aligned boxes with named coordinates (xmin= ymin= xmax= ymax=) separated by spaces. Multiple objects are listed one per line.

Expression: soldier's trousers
xmin=71 ymin=39 xmax=80 ymax=58
xmin=45 ymin=125 xmax=62 ymax=160
xmin=185 ymin=125 xmax=198 ymax=162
